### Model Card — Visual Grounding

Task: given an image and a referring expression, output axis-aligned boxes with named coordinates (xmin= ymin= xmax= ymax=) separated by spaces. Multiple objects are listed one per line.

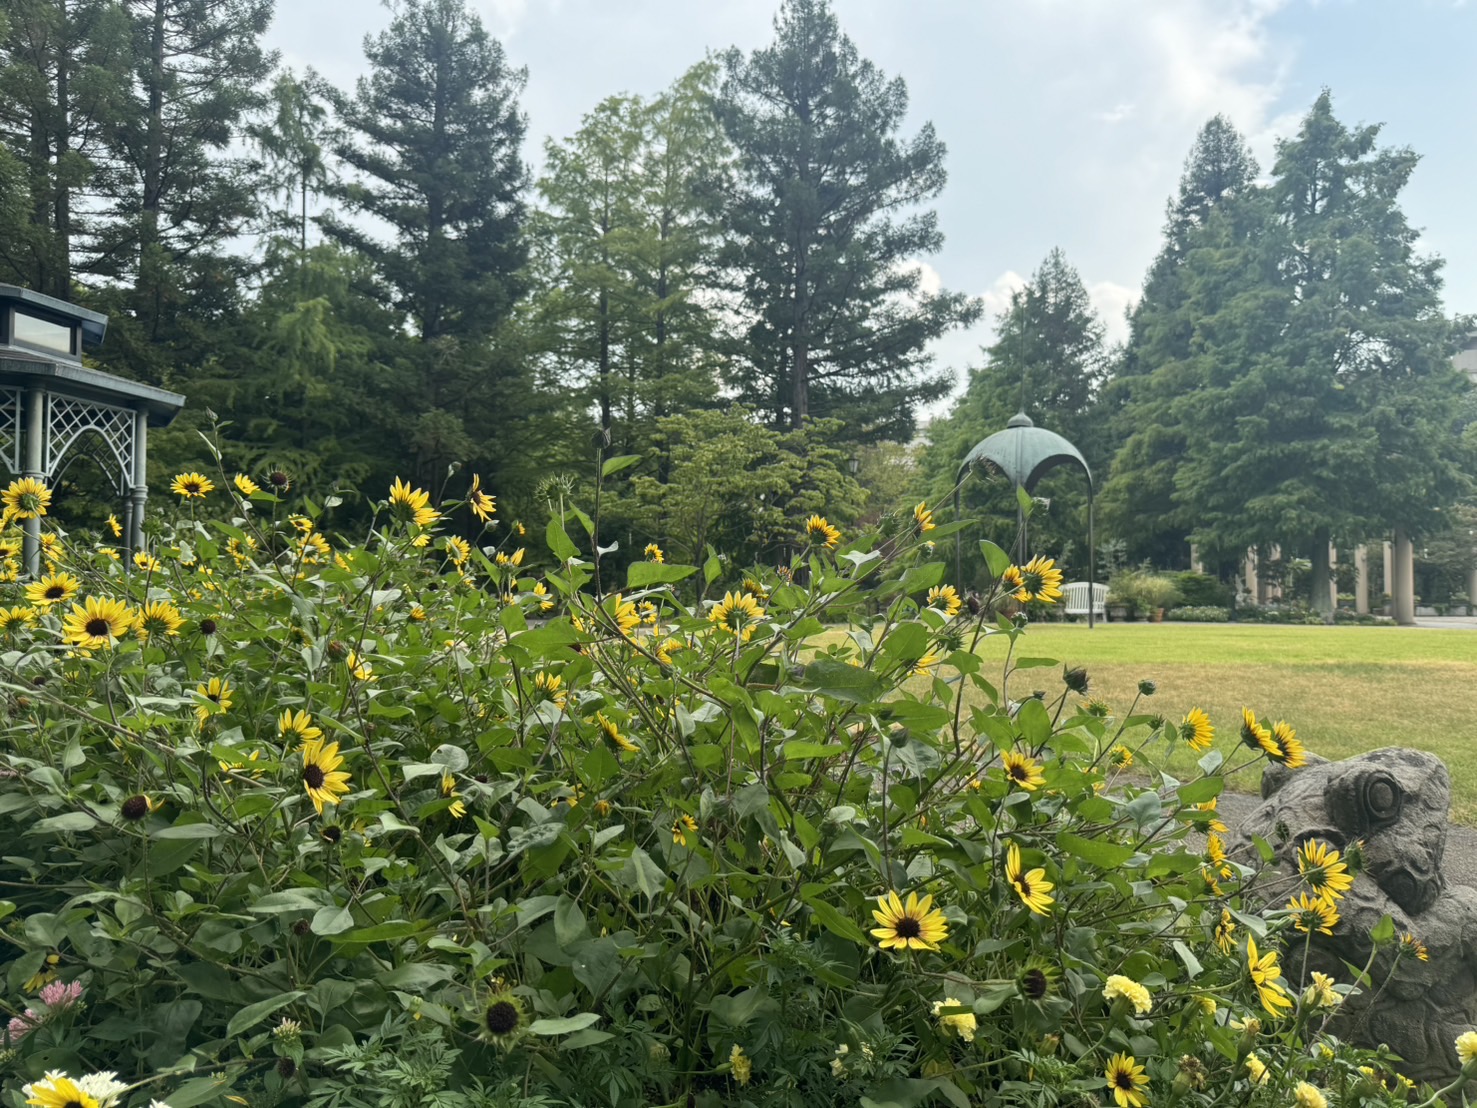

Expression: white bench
xmin=1063 ymin=581 xmax=1107 ymax=620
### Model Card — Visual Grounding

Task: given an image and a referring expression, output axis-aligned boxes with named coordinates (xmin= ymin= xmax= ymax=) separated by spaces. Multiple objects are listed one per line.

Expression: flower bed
xmin=0 ymin=470 xmax=1467 ymax=1107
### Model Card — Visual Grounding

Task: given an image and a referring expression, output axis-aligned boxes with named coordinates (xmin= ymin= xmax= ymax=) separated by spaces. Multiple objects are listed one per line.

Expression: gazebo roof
xmin=957 ymin=411 xmax=1092 ymax=491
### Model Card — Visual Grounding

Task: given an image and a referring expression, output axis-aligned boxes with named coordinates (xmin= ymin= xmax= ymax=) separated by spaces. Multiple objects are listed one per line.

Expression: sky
xmin=265 ymin=0 xmax=1477 ymax=405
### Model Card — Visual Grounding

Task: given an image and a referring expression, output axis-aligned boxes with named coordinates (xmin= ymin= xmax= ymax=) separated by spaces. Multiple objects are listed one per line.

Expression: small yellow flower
xmin=644 ymin=543 xmax=664 ymax=563
xmin=729 ymin=1043 xmax=751 ymax=1086
xmin=467 ymin=473 xmax=496 ymax=523
xmin=234 ymin=473 xmax=260 ymax=496
xmin=1293 ymin=1082 xmax=1327 ymax=1108
xmin=709 ymin=590 xmax=765 ymax=642
xmin=913 ymin=501 xmax=935 ymax=534
xmin=1110 ymin=745 xmax=1133 ymax=769
xmin=195 ymin=677 xmax=233 ymax=725
xmin=1103 ymin=974 xmax=1152 ymax=1015
xmin=596 ymin=712 xmax=638 ymax=754
xmin=1244 ymin=1052 xmax=1269 ymax=1085
xmin=279 ymin=708 xmax=323 ymax=743
xmin=1179 ymin=707 xmax=1214 ymax=751
xmin=170 ymin=471 xmax=215 ymax=499
xmin=1302 ymin=971 xmax=1341 ymax=1009
xmin=1455 ymin=1030 xmax=1477 ymax=1066
xmin=106 ymin=513 xmax=122 ymax=538
xmin=1297 ymin=839 xmax=1354 ymax=902
xmin=1401 ymin=932 xmax=1430 ymax=961
xmin=133 ymin=550 xmax=161 ymax=573
xmin=1105 ymin=1052 xmax=1149 ymax=1108
xmin=932 ymin=997 xmax=976 ymax=1041
xmin=926 ymin=584 xmax=961 ymax=617
xmin=495 ymin=547 xmax=525 ymax=567
xmin=1247 ymin=936 xmax=1293 ymax=1016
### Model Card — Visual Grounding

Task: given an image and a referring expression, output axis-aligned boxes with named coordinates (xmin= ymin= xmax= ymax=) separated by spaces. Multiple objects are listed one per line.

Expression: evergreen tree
xmin=1108 ymin=93 xmax=1472 ymax=608
xmin=527 ymin=64 xmax=729 ymax=455
xmin=1100 ymin=116 xmax=1261 ymax=565
xmin=921 ymin=248 xmax=1106 ymax=583
xmin=714 ymin=0 xmax=979 ymax=441
xmin=322 ymin=0 xmax=527 ymax=349
xmin=251 ymin=69 xmax=333 ymax=256
xmin=0 ymin=0 xmax=132 ymax=297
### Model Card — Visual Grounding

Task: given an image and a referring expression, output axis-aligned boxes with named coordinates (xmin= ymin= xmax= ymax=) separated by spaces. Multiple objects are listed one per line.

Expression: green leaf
xmin=979 ymin=539 xmax=1011 ymax=578
xmin=226 ymin=990 xmax=305 ymax=1037
xmin=31 ymin=812 xmax=98 ymax=833
xmin=162 ymin=1077 xmax=236 ymax=1108
xmin=800 ymin=658 xmax=884 ymax=705
xmin=801 ymin=887 xmax=866 ymax=943
xmin=1012 ymin=656 xmax=1060 ymax=670
xmin=1055 ymin=832 xmax=1134 ymax=870
xmin=1015 ymin=484 xmax=1033 ymax=516
xmin=310 ymin=905 xmax=354 ymax=936
xmin=1370 ymin=914 xmax=1396 ymax=944
xmin=703 ymin=549 xmax=722 ymax=585
xmin=154 ymin=821 xmax=223 ymax=840
xmin=601 ymin=453 xmax=642 ymax=478
xmin=1177 ymin=778 xmax=1224 ymax=805
xmin=560 ymin=1028 xmax=616 ymax=1050
xmin=862 ymin=1077 xmax=971 ymax=1108
xmin=1015 ymin=697 xmax=1051 ymax=746
xmin=546 ymin=517 xmax=579 ymax=562
xmin=250 ymin=889 xmax=327 ymax=913
xmin=1173 ymin=940 xmax=1203 ymax=979
xmin=529 ymin=1012 xmax=600 ymax=1036
xmin=626 ymin=562 xmax=697 ymax=588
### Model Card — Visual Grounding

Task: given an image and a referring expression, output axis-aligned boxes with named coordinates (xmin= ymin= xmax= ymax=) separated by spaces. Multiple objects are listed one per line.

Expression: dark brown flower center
xmin=121 ymin=795 xmax=149 ymax=821
xmin=894 ymin=916 xmax=921 ymax=939
xmin=1016 ymin=875 xmax=1033 ymax=898
xmin=1021 ymin=968 xmax=1048 ymax=999
xmin=1113 ymin=1072 xmax=1134 ymax=1090
xmin=303 ymin=764 xmax=326 ymax=789
xmin=84 ymin=617 xmax=111 ymax=636
xmin=44 ymin=585 xmax=64 ymax=599
xmin=1008 ymin=764 xmax=1027 ymax=782
xmin=486 ymin=1000 xmax=520 ymax=1035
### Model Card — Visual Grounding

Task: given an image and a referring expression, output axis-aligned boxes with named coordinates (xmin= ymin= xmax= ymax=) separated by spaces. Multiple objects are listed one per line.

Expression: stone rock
xmin=1230 ymin=747 xmax=1472 ymax=1084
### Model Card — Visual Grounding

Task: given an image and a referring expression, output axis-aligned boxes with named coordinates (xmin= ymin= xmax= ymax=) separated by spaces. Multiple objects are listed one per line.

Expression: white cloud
xmin=1088 ymin=281 xmax=1138 ymax=349
xmin=1096 ymin=103 xmax=1135 ymax=124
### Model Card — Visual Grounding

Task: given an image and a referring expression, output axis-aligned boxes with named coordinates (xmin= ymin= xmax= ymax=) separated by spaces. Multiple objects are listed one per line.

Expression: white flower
xmin=76 ymin=1071 xmax=132 ymax=1107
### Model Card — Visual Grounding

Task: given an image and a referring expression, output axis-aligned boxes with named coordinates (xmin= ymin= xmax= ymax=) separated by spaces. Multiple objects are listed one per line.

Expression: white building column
xmin=1354 ymin=545 xmax=1369 ymax=614
xmin=1393 ymin=530 xmax=1416 ymax=626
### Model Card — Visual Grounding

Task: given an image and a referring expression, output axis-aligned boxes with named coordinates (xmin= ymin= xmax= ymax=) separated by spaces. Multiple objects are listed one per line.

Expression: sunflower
xmin=532 ymin=671 xmax=567 ymax=709
xmin=805 ymin=514 xmax=841 ymax=549
xmin=195 ymin=677 xmax=233 ymax=725
xmin=602 ymin=593 xmax=641 ymax=638
xmin=596 ymin=712 xmax=638 ymax=754
xmin=279 ymin=708 xmax=323 ymax=743
xmin=1001 ymin=750 xmax=1045 ymax=791
xmin=927 ymin=584 xmax=961 ymax=617
xmin=444 ymin=536 xmax=470 ymax=565
xmin=170 ymin=471 xmax=215 ymax=499
xmin=346 ymin=650 xmax=375 ymax=682
xmin=299 ymin=736 xmax=351 ymax=815
xmin=1006 ymin=842 xmax=1054 ymax=915
xmin=1296 ymin=840 xmax=1354 ymax=902
xmin=388 ymin=477 xmax=433 ymax=522
xmin=106 ymin=513 xmax=123 ymax=538
xmin=709 ymin=590 xmax=765 ymax=642
xmin=1400 ymin=932 xmax=1429 ymax=962
xmin=3 ymin=477 xmax=52 ymax=520
xmin=1110 ymin=745 xmax=1134 ymax=769
xmin=467 ymin=473 xmax=496 ymax=523
xmin=495 ymin=547 xmax=525 ymax=567
xmin=1179 ymin=707 xmax=1214 ymax=751
xmin=913 ymin=501 xmax=936 ymax=534
xmin=1105 ymin=1053 xmax=1149 ymax=1108
xmin=0 ymin=605 xmax=37 ymax=636
xmin=134 ymin=600 xmax=184 ymax=641
xmin=61 ymin=596 xmax=132 ymax=648
xmin=25 ymin=571 xmax=79 ymax=607
xmin=1269 ymin=720 xmax=1306 ymax=768
xmin=20 ymin=1073 xmax=101 ymax=1108
xmin=1239 ymin=707 xmax=1281 ymax=759
xmin=870 ymin=889 xmax=949 ymax=951
xmin=480 ymin=988 xmax=526 ymax=1046
xmin=531 ymin=581 xmax=554 ymax=611
xmin=1205 ymin=834 xmax=1231 ymax=876
xmin=266 ymin=469 xmax=292 ymax=493
xmin=233 ymin=473 xmax=260 ymax=496
xmin=1287 ymin=892 xmax=1339 ymax=935
xmin=1010 ymin=556 xmax=1064 ymax=604
xmin=644 ymin=543 xmax=664 ymax=563
xmin=1190 ymin=799 xmax=1228 ymax=835
xmin=1246 ymin=936 xmax=1293 ymax=1016
xmin=133 ymin=550 xmax=161 ymax=573
xmin=672 ymin=813 xmax=698 ymax=845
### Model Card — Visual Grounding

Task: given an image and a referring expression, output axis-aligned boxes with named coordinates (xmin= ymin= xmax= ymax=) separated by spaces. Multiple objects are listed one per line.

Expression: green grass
xmin=965 ymin=623 xmax=1477 ymax=821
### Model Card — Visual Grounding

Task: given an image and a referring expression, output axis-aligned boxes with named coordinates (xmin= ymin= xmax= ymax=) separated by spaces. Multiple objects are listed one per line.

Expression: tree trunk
xmin=52 ymin=0 xmax=72 ymax=299
xmin=1308 ymin=529 xmax=1333 ymax=619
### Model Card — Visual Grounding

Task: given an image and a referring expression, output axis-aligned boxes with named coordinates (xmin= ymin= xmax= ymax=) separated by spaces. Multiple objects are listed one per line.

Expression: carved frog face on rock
xmin=1256 ymin=748 xmax=1449 ymax=916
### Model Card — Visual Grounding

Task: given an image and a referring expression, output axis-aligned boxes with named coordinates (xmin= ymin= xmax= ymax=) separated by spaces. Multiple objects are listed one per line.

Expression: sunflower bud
xmin=326 ymin=639 xmax=347 ymax=660
xmin=120 ymin=795 xmax=151 ymax=822
xmin=198 ymin=618 xmax=218 ymax=635
xmin=965 ymin=592 xmax=982 ymax=615
xmin=1137 ymin=679 xmax=1156 ymax=696
xmin=276 ymin=1057 xmax=297 ymax=1078
xmin=292 ymin=918 xmax=311 ymax=936
xmin=1062 ymin=667 xmax=1090 ymax=693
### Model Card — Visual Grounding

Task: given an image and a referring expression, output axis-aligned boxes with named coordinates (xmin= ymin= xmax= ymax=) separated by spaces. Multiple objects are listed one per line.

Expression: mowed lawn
xmin=962 ymin=623 xmax=1477 ymax=821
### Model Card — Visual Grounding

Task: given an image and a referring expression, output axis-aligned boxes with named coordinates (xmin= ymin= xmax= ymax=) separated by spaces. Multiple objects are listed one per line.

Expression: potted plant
xmin=1138 ymin=575 xmax=1182 ymax=622
xmin=1106 ymin=568 xmax=1142 ymax=622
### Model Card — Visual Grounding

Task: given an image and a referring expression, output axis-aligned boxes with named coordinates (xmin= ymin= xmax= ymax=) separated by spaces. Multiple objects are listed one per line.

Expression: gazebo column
xmin=127 ymin=408 xmax=148 ymax=559
xmin=1354 ymin=545 xmax=1369 ymax=614
xmin=1393 ymin=529 xmax=1416 ymax=626
xmin=1383 ymin=541 xmax=1394 ymax=613
xmin=22 ymin=387 xmax=45 ymax=577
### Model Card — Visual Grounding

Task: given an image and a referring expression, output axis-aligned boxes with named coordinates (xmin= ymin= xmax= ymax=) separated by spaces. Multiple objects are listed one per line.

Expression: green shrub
xmin=1166 ymin=606 xmax=1231 ymax=622
xmin=0 ymin=467 xmax=1457 ymax=1107
xmin=1174 ymin=572 xmax=1233 ymax=609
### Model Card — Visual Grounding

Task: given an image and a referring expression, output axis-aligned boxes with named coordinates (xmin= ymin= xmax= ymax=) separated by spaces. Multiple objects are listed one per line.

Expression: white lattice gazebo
xmin=0 ymin=285 xmax=185 ymax=573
